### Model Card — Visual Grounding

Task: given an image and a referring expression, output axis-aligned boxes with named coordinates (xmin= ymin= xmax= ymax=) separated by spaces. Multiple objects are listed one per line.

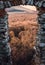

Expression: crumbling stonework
xmin=0 ymin=0 xmax=45 ymax=65
xmin=27 ymin=0 xmax=45 ymax=65
xmin=9 ymin=22 xmax=39 ymax=65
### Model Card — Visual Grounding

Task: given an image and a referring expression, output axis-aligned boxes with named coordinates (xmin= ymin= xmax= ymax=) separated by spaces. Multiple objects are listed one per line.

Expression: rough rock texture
xmin=8 ymin=13 xmax=40 ymax=65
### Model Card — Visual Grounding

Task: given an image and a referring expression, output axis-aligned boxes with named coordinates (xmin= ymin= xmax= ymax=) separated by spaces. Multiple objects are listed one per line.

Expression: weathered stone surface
xmin=26 ymin=0 xmax=45 ymax=65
